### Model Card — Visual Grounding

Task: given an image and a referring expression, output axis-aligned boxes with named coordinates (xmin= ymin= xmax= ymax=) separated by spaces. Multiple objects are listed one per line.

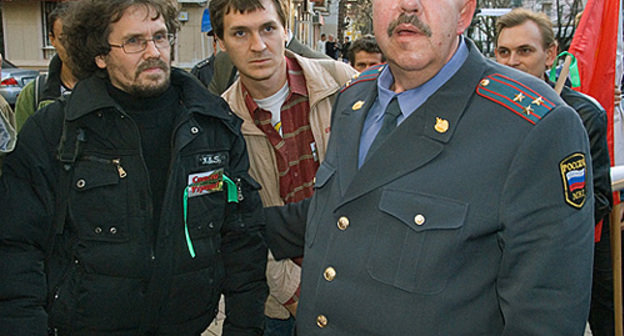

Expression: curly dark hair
xmin=63 ymin=0 xmax=180 ymax=80
xmin=209 ymin=0 xmax=288 ymax=40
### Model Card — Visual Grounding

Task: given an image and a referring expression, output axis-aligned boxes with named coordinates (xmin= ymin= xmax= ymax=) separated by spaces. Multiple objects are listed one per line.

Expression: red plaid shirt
xmin=242 ymin=55 xmax=319 ymax=203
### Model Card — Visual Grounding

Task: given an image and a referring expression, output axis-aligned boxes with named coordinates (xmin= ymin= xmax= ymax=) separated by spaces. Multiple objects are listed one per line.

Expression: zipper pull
xmin=235 ymin=177 xmax=244 ymax=202
xmin=112 ymin=159 xmax=127 ymax=178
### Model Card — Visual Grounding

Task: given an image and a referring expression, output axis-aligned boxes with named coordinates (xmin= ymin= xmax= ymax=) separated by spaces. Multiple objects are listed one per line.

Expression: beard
xmin=129 ymin=58 xmax=171 ymax=97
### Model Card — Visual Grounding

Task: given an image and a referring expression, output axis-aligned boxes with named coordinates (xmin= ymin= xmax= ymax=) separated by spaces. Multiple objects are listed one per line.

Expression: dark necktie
xmin=366 ymin=98 xmax=402 ymax=161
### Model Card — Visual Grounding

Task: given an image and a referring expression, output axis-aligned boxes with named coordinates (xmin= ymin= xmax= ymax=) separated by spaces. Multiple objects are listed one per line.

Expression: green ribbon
xmin=549 ymin=51 xmax=581 ymax=88
xmin=222 ymin=175 xmax=239 ymax=203
xmin=183 ymin=174 xmax=240 ymax=258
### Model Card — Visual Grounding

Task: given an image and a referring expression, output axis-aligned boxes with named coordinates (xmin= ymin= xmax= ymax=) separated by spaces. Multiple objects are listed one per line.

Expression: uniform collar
xmin=374 ymin=36 xmax=469 ymax=123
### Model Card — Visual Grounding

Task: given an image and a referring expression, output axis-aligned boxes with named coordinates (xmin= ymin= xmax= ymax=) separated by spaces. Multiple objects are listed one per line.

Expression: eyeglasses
xmin=109 ymin=33 xmax=175 ymax=54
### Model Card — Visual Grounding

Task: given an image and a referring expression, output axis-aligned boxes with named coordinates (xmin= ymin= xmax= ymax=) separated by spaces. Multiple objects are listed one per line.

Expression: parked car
xmin=0 ymin=59 xmax=39 ymax=106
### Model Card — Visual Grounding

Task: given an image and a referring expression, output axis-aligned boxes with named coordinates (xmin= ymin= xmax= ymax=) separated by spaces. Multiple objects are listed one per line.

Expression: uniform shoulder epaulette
xmin=476 ymin=73 xmax=556 ymax=125
xmin=340 ymin=63 xmax=386 ymax=93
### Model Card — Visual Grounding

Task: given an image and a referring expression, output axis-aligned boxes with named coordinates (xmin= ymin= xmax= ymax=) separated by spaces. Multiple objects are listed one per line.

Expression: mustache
xmin=135 ymin=59 xmax=168 ymax=77
xmin=387 ymin=13 xmax=432 ymax=38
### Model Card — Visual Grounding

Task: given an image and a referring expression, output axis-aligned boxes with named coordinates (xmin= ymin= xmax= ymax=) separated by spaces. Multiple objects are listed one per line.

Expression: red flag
xmin=569 ymin=0 xmax=618 ymax=163
xmin=568 ymin=0 xmax=619 ymax=242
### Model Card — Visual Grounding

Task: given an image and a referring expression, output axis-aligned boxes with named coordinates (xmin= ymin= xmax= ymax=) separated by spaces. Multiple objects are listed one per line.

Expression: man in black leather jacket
xmin=0 ymin=1 xmax=267 ymax=335
xmin=496 ymin=9 xmax=614 ymax=335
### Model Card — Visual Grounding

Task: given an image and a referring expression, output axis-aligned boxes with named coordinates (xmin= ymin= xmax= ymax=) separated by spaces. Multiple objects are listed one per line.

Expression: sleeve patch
xmin=560 ymin=153 xmax=587 ymax=209
xmin=476 ymin=74 xmax=555 ymax=125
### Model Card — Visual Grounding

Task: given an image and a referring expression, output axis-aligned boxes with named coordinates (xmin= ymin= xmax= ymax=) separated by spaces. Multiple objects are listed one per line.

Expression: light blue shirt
xmin=358 ymin=37 xmax=469 ymax=167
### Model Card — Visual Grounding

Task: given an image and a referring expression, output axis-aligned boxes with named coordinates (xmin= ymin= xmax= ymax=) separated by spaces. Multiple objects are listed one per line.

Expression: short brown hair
xmin=348 ymin=36 xmax=384 ymax=66
xmin=209 ymin=0 xmax=288 ymax=40
xmin=47 ymin=3 xmax=71 ymax=37
xmin=495 ymin=8 xmax=556 ymax=50
xmin=63 ymin=0 xmax=180 ymax=80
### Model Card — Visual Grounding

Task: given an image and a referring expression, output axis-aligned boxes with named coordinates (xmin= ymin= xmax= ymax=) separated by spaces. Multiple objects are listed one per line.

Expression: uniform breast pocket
xmin=305 ymin=161 xmax=335 ymax=248
xmin=69 ymin=158 xmax=129 ymax=242
xmin=366 ymin=188 xmax=468 ymax=295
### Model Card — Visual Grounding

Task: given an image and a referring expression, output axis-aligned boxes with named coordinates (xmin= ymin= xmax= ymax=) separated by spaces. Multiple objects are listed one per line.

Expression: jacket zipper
xmin=82 ymin=155 xmax=127 ymax=178
xmin=115 ymin=109 xmax=156 ymax=262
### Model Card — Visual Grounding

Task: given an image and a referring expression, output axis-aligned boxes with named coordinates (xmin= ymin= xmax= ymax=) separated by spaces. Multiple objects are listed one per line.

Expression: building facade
xmin=1 ymin=0 xmax=333 ymax=71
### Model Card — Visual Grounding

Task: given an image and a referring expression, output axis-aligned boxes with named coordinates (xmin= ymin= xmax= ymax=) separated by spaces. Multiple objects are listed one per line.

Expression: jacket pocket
xmin=69 ymin=156 xmax=129 ymax=242
xmin=366 ymin=188 xmax=467 ymax=294
xmin=47 ymin=260 xmax=80 ymax=328
xmin=305 ymin=161 xmax=335 ymax=248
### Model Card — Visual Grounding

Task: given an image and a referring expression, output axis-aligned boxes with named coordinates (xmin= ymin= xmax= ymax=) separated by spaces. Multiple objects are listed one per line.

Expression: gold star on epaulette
xmin=522 ymin=105 xmax=534 ymax=116
xmin=513 ymin=93 xmax=526 ymax=102
xmin=532 ymin=97 xmax=544 ymax=106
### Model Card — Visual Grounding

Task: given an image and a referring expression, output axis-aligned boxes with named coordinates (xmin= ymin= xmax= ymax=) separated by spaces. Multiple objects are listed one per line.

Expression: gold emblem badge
xmin=434 ymin=117 xmax=449 ymax=134
xmin=480 ymin=79 xmax=490 ymax=86
xmin=352 ymin=101 xmax=365 ymax=110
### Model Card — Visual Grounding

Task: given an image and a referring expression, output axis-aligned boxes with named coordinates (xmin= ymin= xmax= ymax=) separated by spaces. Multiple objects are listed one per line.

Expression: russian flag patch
xmin=559 ymin=153 xmax=587 ymax=209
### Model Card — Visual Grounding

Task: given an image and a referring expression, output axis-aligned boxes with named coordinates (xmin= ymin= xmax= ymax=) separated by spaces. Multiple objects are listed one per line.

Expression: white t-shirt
xmin=254 ymin=82 xmax=290 ymax=136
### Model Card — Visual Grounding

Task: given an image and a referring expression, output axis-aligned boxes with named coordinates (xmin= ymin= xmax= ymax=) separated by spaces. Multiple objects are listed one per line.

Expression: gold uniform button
xmin=323 ymin=267 xmax=336 ymax=281
xmin=316 ymin=314 xmax=328 ymax=328
xmin=337 ymin=216 xmax=350 ymax=231
xmin=414 ymin=214 xmax=426 ymax=225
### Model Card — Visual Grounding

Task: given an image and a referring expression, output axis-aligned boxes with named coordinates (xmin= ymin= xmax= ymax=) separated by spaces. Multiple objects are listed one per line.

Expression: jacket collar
xmin=65 ymin=67 xmax=231 ymax=122
xmin=41 ymin=54 xmax=64 ymax=100
xmin=337 ymin=39 xmax=490 ymax=203
xmin=223 ymin=51 xmax=344 ymax=137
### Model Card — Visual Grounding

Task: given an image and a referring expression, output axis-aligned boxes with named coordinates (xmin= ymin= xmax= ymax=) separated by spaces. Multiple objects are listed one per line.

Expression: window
xmin=42 ymin=1 xmax=62 ymax=59
xmin=42 ymin=1 xmax=60 ymax=48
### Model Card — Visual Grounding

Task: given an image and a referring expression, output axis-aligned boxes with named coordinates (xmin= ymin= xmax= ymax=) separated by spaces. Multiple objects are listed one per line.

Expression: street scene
xmin=0 ymin=0 xmax=623 ymax=335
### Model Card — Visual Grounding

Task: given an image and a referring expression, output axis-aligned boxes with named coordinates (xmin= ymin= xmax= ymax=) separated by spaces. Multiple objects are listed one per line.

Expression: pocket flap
xmin=73 ymin=161 xmax=120 ymax=191
xmin=379 ymin=188 xmax=467 ymax=232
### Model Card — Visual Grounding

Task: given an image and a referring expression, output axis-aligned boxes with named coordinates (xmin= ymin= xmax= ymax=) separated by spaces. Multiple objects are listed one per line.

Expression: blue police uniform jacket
xmin=266 ymin=39 xmax=595 ymax=335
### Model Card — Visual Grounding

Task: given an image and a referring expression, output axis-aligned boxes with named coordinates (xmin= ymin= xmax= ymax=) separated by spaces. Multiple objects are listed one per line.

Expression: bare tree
xmin=346 ymin=0 xmax=373 ymax=36
xmin=553 ymin=0 xmax=584 ymax=51
xmin=468 ymin=0 xmax=583 ymax=57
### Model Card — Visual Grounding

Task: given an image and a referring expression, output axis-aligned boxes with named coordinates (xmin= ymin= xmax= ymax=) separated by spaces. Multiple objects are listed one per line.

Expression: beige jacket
xmin=223 ymin=51 xmax=357 ymax=319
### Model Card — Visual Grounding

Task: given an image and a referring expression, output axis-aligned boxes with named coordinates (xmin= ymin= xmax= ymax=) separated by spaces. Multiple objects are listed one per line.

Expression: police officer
xmin=265 ymin=0 xmax=595 ymax=334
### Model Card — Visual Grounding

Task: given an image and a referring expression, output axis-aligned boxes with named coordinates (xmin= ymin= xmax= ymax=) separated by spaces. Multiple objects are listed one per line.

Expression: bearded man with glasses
xmin=0 ymin=0 xmax=267 ymax=335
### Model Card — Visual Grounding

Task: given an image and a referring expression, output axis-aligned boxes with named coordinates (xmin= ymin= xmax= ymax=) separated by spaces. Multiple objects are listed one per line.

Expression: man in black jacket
xmin=0 ymin=0 xmax=267 ymax=335
xmin=495 ymin=8 xmax=614 ymax=336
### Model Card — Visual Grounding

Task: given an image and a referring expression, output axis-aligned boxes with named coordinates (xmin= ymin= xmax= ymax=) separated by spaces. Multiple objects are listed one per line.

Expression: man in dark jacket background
xmin=495 ymin=9 xmax=614 ymax=335
xmin=14 ymin=3 xmax=77 ymax=131
xmin=0 ymin=0 xmax=267 ymax=335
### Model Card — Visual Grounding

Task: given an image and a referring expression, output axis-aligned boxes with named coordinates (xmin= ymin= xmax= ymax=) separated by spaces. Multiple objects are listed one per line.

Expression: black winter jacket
xmin=0 ymin=68 xmax=267 ymax=335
